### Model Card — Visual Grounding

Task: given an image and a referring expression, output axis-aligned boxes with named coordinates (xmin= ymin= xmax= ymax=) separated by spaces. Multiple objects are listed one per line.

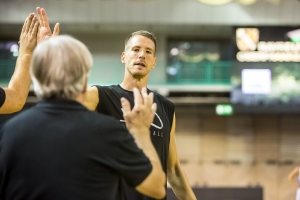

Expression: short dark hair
xmin=124 ymin=30 xmax=157 ymax=53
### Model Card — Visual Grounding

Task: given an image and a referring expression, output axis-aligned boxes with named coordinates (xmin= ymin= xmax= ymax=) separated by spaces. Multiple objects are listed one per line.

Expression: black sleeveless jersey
xmin=95 ymin=85 xmax=175 ymax=200
xmin=0 ymin=87 xmax=6 ymax=108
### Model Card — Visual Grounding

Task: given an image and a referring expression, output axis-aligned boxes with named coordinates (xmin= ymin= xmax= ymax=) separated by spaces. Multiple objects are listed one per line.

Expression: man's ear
xmin=152 ymin=57 xmax=157 ymax=69
xmin=82 ymin=77 xmax=88 ymax=94
xmin=121 ymin=52 xmax=126 ymax=64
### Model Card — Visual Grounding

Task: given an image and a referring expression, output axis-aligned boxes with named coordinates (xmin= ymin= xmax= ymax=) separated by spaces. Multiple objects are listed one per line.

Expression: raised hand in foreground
xmin=121 ymin=87 xmax=157 ymax=135
xmin=36 ymin=7 xmax=60 ymax=44
xmin=0 ymin=13 xmax=39 ymax=114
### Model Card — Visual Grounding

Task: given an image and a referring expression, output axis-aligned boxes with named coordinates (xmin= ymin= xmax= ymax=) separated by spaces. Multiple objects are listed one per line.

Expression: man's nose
xmin=138 ymin=50 xmax=146 ymax=58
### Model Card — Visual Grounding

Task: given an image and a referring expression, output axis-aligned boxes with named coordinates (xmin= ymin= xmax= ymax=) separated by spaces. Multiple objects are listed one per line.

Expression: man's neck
xmin=74 ymin=92 xmax=86 ymax=105
xmin=120 ymin=76 xmax=149 ymax=91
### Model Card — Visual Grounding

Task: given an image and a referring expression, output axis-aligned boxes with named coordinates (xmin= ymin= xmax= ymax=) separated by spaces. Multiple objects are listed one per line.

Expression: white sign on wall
xmin=242 ymin=69 xmax=271 ymax=94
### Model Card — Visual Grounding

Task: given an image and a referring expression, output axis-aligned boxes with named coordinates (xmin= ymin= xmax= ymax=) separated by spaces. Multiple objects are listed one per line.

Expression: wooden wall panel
xmin=253 ymin=115 xmax=280 ymax=161
xmin=225 ymin=164 xmax=254 ymax=187
xmin=201 ymin=116 xmax=227 ymax=162
xmin=254 ymin=164 xmax=279 ymax=200
xmin=280 ymin=116 xmax=300 ymax=161
xmin=176 ymin=113 xmax=202 ymax=163
xmin=173 ymin=114 xmax=300 ymax=200
xmin=278 ymin=165 xmax=296 ymax=200
xmin=202 ymin=163 xmax=228 ymax=186
xmin=180 ymin=163 xmax=204 ymax=186
xmin=227 ymin=116 xmax=254 ymax=162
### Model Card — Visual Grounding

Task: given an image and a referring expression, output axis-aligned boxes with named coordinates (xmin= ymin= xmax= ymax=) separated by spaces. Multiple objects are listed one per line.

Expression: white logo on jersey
xmin=120 ymin=108 xmax=163 ymax=129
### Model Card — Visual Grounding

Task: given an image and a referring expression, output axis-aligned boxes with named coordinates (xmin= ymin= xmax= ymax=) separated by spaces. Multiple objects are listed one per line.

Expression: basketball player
xmin=84 ymin=31 xmax=197 ymax=200
xmin=0 ymin=7 xmax=59 ymax=114
xmin=0 ymin=35 xmax=166 ymax=200
xmin=288 ymin=166 xmax=300 ymax=200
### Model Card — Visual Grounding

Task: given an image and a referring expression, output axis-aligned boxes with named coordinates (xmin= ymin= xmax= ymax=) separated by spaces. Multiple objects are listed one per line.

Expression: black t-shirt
xmin=0 ymin=99 xmax=152 ymax=200
xmin=0 ymin=87 xmax=6 ymax=108
xmin=95 ymin=85 xmax=175 ymax=200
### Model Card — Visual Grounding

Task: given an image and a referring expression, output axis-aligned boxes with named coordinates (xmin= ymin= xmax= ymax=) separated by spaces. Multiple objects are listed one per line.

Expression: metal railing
xmin=166 ymin=61 xmax=232 ymax=85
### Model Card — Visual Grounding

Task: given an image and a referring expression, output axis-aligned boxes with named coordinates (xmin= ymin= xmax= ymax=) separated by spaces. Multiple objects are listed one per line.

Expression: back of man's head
xmin=30 ymin=35 xmax=93 ymax=100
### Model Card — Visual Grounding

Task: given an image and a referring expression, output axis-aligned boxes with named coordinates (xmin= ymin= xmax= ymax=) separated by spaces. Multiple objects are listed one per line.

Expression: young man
xmin=0 ymin=7 xmax=59 ymax=114
xmin=0 ymin=35 xmax=166 ymax=200
xmin=84 ymin=31 xmax=197 ymax=200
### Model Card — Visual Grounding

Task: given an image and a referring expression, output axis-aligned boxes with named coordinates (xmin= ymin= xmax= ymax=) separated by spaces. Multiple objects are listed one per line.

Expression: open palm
xmin=36 ymin=7 xmax=59 ymax=44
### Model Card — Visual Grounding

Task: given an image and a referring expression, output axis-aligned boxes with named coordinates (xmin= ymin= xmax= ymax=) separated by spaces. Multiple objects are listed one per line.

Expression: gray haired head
xmin=30 ymin=35 xmax=93 ymax=99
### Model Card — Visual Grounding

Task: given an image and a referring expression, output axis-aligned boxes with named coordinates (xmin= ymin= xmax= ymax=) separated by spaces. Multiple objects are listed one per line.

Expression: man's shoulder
xmin=92 ymin=85 xmax=122 ymax=97
xmin=151 ymin=90 xmax=174 ymax=107
xmin=88 ymin=112 xmax=131 ymax=141
xmin=93 ymin=84 xmax=119 ymax=91
xmin=1 ymin=106 xmax=37 ymax=129
xmin=88 ymin=110 xmax=117 ymax=122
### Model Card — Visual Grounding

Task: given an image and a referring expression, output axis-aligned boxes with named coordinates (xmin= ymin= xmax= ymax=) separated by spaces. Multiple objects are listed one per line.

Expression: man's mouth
xmin=134 ymin=62 xmax=146 ymax=67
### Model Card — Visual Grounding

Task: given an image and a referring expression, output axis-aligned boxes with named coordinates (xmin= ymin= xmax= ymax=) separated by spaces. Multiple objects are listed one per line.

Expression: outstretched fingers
xmin=133 ymin=87 xmax=143 ymax=108
xmin=52 ymin=23 xmax=60 ymax=36
xmin=141 ymin=87 xmax=151 ymax=107
xmin=141 ymin=87 xmax=156 ymax=114
xmin=36 ymin=7 xmax=50 ymax=28
xmin=23 ymin=13 xmax=34 ymax=35
xmin=36 ymin=7 xmax=43 ymax=27
xmin=21 ymin=15 xmax=29 ymax=36
xmin=41 ymin=8 xmax=50 ymax=28
xmin=121 ymin=97 xmax=131 ymax=117
xmin=148 ymin=94 xmax=157 ymax=119
xmin=28 ymin=16 xmax=37 ymax=35
xmin=30 ymin=19 xmax=39 ymax=37
xmin=19 ymin=17 xmax=28 ymax=43
xmin=152 ymin=103 xmax=157 ymax=115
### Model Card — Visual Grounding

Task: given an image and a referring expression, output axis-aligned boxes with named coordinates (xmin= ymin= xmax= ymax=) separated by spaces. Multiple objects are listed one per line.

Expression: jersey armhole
xmin=0 ymin=87 xmax=6 ymax=108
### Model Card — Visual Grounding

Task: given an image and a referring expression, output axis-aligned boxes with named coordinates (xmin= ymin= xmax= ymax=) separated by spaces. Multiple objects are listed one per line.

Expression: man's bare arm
xmin=288 ymin=166 xmax=299 ymax=187
xmin=0 ymin=14 xmax=38 ymax=114
xmin=0 ymin=6 xmax=60 ymax=114
xmin=82 ymin=86 xmax=99 ymax=110
xmin=167 ymin=114 xmax=197 ymax=200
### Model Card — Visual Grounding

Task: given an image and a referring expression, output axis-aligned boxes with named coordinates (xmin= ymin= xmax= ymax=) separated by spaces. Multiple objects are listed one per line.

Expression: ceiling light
xmin=196 ymin=0 xmax=233 ymax=6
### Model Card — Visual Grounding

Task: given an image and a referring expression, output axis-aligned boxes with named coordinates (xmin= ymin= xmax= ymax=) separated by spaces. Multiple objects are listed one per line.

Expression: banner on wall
xmin=236 ymin=27 xmax=300 ymax=62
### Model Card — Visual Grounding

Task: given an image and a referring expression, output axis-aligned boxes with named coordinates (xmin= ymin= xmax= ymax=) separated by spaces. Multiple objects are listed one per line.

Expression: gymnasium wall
xmin=175 ymin=112 xmax=300 ymax=200
xmin=1 ymin=0 xmax=300 ymax=25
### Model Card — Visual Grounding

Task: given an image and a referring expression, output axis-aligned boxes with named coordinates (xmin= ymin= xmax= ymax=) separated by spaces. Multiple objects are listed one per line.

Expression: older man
xmin=0 ymin=35 xmax=165 ymax=200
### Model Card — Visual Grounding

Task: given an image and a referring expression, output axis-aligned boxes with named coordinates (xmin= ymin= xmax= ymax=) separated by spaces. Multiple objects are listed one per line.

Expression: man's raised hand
xmin=36 ymin=7 xmax=59 ymax=44
xmin=19 ymin=13 xmax=39 ymax=55
xmin=121 ymin=87 xmax=157 ymax=134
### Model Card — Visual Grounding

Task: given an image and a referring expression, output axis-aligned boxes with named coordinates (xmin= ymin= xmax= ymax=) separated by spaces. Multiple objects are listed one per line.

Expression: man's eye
xmin=147 ymin=51 xmax=152 ymax=54
xmin=134 ymin=49 xmax=139 ymax=52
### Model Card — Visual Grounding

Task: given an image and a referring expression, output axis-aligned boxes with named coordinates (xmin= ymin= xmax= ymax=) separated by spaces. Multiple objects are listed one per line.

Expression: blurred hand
xmin=36 ymin=7 xmax=59 ymax=44
xmin=19 ymin=13 xmax=39 ymax=55
xmin=121 ymin=87 xmax=157 ymax=135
